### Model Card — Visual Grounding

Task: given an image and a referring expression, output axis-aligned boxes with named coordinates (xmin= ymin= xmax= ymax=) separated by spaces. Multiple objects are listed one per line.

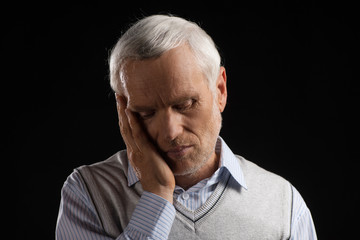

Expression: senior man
xmin=56 ymin=15 xmax=317 ymax=239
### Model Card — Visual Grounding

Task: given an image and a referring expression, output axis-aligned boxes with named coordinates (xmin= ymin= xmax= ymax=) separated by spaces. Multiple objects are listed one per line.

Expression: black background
xmin=8 ymin=2 xmax=359 ymax=239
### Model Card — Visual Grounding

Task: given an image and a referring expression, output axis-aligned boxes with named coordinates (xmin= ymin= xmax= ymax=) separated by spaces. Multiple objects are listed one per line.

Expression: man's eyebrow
xmin=128 ymin=104 xmax=153 ymax=112
xmin=128 ymin=94 xmax=199 ymax=112
xmin=168 ymin=94 xmax=199 ymax=106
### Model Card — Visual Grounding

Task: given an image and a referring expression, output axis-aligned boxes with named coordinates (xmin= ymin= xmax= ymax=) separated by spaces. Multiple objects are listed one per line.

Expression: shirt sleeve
xmin=56 ymin=171 xmax=176 ymax=240
xmin=290 ymin=185 xmax=318 ymax=240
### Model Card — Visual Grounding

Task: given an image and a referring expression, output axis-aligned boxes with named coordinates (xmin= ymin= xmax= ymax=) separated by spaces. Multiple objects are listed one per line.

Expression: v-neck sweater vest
xmin=77 ymin=150 xmax=292 ymax=239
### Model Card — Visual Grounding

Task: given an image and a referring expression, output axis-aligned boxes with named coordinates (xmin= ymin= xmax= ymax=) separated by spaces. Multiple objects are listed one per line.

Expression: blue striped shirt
xmin=56 ymin=137 xmax=317 ymax=239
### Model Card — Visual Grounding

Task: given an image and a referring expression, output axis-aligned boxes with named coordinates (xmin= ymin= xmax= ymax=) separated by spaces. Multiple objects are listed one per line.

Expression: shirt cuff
xmin=127 ymin=191 xmax=176 ymax=239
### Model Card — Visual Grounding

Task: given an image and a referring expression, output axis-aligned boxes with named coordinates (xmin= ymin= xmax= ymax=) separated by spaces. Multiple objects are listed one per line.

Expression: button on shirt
xmin=56 ymin=137 xmax=317 ymax=240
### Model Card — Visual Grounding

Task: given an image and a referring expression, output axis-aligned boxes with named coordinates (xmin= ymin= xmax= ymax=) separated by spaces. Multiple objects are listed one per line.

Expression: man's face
xmin=121 ymin=44 xmax=227 ymax=176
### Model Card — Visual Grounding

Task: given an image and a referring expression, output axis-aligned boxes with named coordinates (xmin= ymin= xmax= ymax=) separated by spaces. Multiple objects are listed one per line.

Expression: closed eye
xmin=173 ymin=99 xmax=196 ymax=112
xmin=138 ymin=111 xmax=155 ymax=120
xmin=136 ymin=98 xmax=197 ymax=120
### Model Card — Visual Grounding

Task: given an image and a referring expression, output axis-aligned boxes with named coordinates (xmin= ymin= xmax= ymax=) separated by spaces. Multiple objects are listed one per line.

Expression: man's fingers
xmin=125 ymin=109 xmax=152 ymax=152
xmin=115 ymin=94 xmax=147 ymax=149
xmin=116 ymin=94 xmax=156 ymax=168
xmin=115 ymin=94 xmax=138 ymax=152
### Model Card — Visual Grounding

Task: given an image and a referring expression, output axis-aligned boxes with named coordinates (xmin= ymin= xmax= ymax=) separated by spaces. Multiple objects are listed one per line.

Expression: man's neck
xmin=174 ymin=152 xmax=220 ymax=190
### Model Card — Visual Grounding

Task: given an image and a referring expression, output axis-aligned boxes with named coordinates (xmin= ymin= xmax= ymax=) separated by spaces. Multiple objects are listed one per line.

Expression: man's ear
xmin=216 ymin=66 xmax=227 ymax=112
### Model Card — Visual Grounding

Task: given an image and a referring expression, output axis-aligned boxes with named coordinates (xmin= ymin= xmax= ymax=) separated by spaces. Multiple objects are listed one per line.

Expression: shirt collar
xmin=217 ymin=136 xmax=247 ymax=189
xmin=127 ymin=136 xmax=247 ymax=189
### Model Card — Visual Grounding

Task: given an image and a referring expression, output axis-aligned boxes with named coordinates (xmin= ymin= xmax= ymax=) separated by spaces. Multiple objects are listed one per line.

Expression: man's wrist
xmin=147 ymin=187 xmax=174 ymax=204
xmin=127 ymin=191 xmax=176 ymax=239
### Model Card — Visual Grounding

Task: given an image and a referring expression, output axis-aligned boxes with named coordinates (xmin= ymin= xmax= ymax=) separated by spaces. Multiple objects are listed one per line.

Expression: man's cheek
xmin=187 ymin=108 xmax=212 ymax=127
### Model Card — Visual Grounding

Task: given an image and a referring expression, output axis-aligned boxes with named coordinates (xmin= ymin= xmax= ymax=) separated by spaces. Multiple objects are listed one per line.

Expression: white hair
xmin=109 ymin=14 xmax=221 ymax=94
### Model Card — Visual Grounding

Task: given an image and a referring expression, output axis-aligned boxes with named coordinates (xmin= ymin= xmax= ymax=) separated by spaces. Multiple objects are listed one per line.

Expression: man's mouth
xmin=166 ymin=145 xmax=193 ymax=159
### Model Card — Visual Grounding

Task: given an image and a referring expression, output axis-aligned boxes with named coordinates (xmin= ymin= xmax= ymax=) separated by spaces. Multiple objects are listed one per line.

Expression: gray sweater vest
xmin=78 ymin=150 xmax=292 ymax=239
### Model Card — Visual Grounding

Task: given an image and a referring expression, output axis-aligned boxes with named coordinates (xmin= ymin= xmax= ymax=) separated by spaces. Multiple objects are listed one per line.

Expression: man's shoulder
xmin=234 ymin=155 xmax=291 ymax=188
xmin=75 ymin=150 xmax=129 ymax=185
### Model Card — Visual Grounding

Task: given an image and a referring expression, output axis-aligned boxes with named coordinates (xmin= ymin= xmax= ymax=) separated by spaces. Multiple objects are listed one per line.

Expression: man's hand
xmin=116 ymin=94 xmax=175 ymax=203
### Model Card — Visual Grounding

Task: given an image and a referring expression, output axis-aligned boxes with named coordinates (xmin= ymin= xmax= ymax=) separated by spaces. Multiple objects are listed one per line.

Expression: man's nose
xmin=157 ymin=110 xmax=183 ymax=142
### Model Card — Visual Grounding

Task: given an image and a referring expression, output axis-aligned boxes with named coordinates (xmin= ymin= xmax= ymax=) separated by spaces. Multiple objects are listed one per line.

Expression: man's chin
xmin=168 ymin=150 xmax=214 ymax=177
xmin=171 ymin=161 xmax=204 ymax=177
